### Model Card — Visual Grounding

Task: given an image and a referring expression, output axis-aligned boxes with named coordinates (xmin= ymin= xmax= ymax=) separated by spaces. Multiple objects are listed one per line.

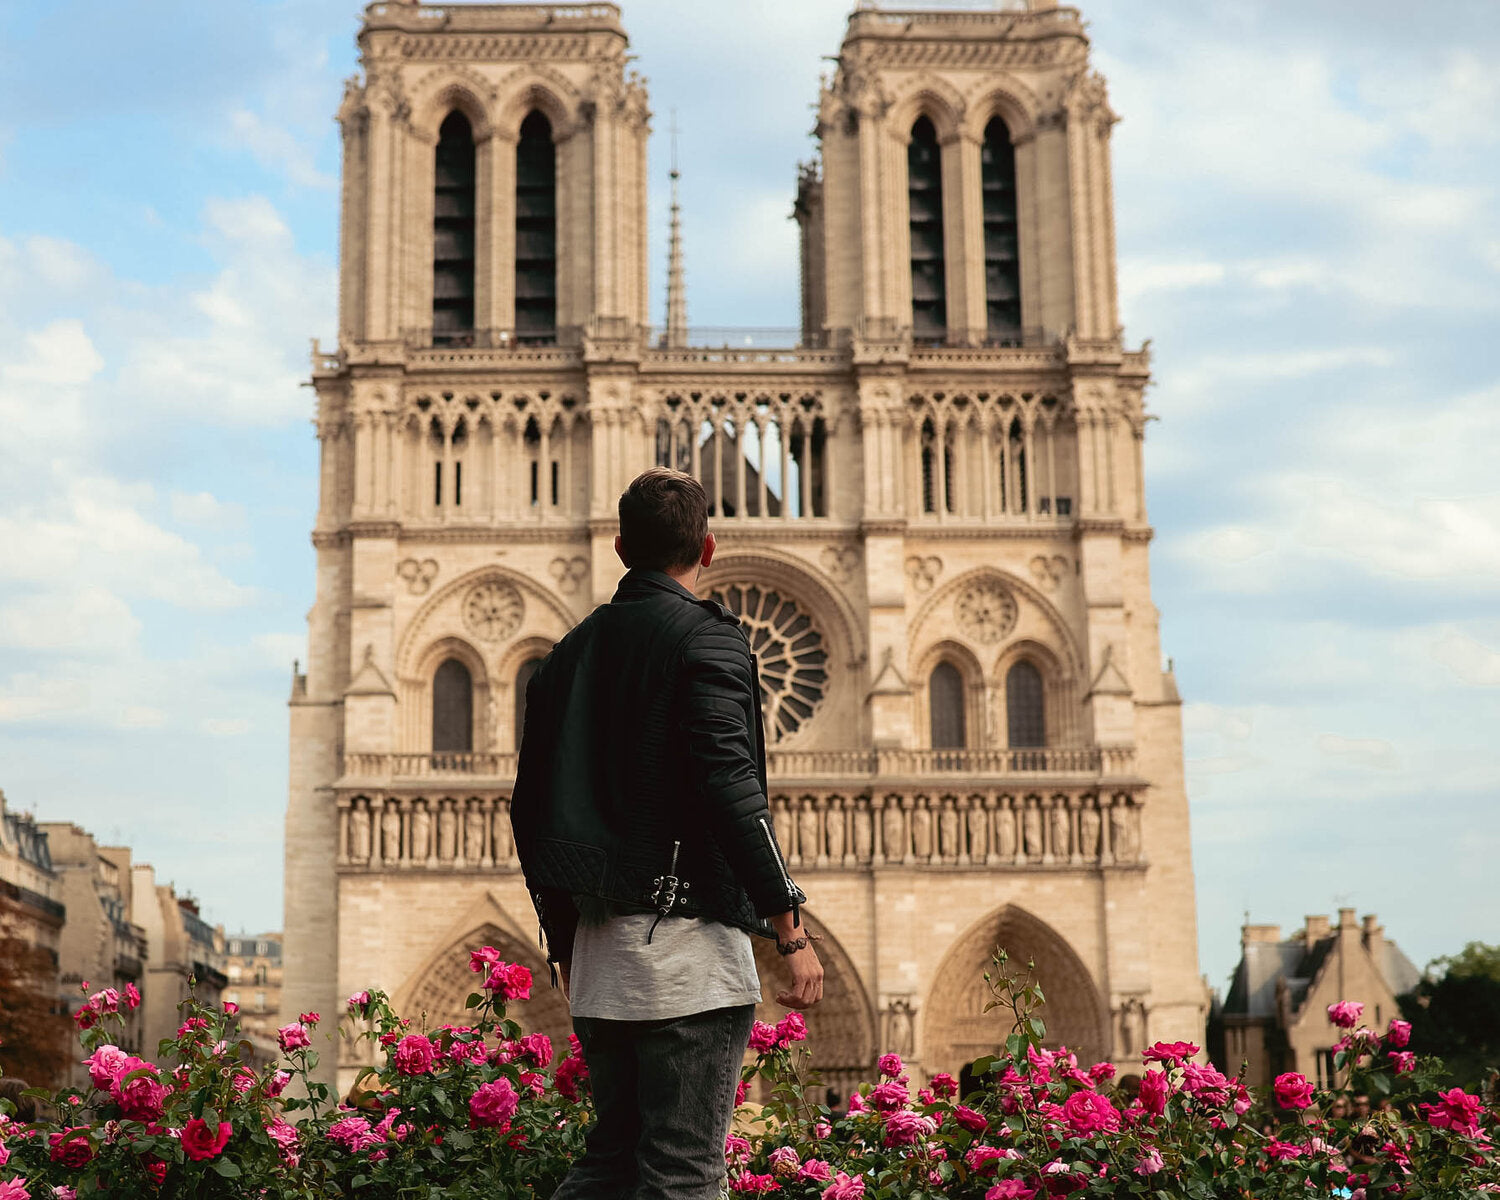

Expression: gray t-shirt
xmin=569 ymin=911 xmax=762 ymax=1021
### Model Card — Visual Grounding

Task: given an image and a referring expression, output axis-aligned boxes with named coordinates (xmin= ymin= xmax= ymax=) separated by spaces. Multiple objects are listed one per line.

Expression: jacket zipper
xmin=758 ymin=815 xmax=801 ymax=930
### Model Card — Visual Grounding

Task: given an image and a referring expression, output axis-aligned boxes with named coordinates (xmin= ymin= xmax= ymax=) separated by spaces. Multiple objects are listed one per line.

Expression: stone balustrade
xmin=335 ymin=788 xmax=1143 ymax=872
xmin=338 ymin=745 xmax=1135 ymax=786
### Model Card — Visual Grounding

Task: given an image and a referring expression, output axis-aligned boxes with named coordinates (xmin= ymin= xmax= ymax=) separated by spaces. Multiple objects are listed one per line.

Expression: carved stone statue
xmin=1111 ymin=803 xmax=1141 ymax=863
xmin=1050 ymin=804 xmax=1071 ymax=859
xmin=1022 ymin=800 xmax=1043 ymax=859
xmin=852 ymin=807 xmax=874 ymax=863
xmin=882 ymin=803 xmax=906 ymax=862
xmin=774 ymin=803 xmax=794 ymax=860
xmin=938 ymin=800 xmax=960 ymax=861
xmin=350 ymin=804 xmax=372 ymax=863
xmin=381 ymin=803 xmax=402 ymax=864
xmin=410 ymin=802 xmax=432 ymax=865
xmin=995 ymin=803 xmax=1018 ymax=860
xmin=882 ymin=997 xmax=916 ymax=1058
xmin=1117 ymin=996 xmax=1146 ymax=1056
xmin=1079 ymin=806 xmax=1101 ymax=862
xmin=438 ymin=802 xmax=458 ymax=862
xmin=966 ymin=802 xmax=988 ymax=860
xmin=492 ymin=804 xmax=514 ymax=864
xmin=798 ymin=803 xmax=822 ymax=863
xmin=464 ymin=805 xmax=487 ymax=864
xmin=824 ymin=800 xmax=846 ymax=862
xmin=910 ymin=803 xmax=933 ymax=860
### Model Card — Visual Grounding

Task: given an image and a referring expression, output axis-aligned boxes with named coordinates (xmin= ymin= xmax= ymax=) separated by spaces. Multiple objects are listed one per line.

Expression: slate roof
xmin=1221 ymin=924 xmax=1420 ymax=1020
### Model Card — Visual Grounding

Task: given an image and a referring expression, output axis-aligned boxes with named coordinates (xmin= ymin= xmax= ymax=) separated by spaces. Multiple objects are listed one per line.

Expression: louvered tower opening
xmin=515 ymin=111 xmax=557 ymax=344
xmin=432 ymin=112 xmax=476 ymax=345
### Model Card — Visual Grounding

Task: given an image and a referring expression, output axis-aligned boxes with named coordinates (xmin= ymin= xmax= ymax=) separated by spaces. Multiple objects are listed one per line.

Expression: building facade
xmin=38 ymin=823 xmax=148 ymax=1070
xmin=284 ymin=0 xmax=1204 ymax=1092
xmin=224 ymin=932 xmax=285 ymax=1047
xmin=131 ymin=867 xmax=229 ymax=1053
xmin=1215 ymin=911 xmax=1419 ymax=1089
xmin=0 ymin=790 xmax=65 ymax=998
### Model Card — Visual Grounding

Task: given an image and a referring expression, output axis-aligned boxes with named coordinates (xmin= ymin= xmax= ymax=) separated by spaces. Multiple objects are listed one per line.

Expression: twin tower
xmin=285 ymin=0 xmax=1204 ymax=1092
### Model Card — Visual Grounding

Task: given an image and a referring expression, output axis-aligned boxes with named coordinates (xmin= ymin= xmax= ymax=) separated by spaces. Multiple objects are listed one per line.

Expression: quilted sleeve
xmin=679 ymin=619 xmax=802 ymax=918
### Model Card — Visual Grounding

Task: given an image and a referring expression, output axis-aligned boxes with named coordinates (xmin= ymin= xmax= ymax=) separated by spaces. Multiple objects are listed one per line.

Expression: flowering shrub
xmin=1 ymin=945 xmax=1496 ymax=1198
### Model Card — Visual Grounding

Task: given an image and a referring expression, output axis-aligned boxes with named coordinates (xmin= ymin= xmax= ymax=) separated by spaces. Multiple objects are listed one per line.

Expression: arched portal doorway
xmin=749 ymin=910 xmax=875 ymax=1102
xmin=923 ymin=904 xmax=1109 ymax=1076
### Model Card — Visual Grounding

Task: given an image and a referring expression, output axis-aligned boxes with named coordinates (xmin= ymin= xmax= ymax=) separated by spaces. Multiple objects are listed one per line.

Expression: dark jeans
xmin=552 ymin=1003 xmax=755 ymax=1200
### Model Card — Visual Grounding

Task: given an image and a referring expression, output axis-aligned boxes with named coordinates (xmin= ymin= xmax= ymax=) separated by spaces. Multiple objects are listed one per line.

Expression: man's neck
xmin=663 ymin=565 xmax=699 ymax=591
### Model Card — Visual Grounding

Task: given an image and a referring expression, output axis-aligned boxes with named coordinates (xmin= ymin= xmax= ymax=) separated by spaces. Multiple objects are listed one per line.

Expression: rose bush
xmin=0 ymin=946 xmax=1496 ymax=1198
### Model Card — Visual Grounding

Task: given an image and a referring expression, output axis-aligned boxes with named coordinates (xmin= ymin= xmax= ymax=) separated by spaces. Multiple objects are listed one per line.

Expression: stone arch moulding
xmin=909 ymin=637 xmax=989 ymax=750
xmin=395 ymin=564 xmax=577 ymax=685
xmin=492 ymin=66 xmax=581 ymax=142
xmin=922 ymin=902 xmax=1111 ymax=1075
xmin=749 ymin=907 xmax=876 ymax=1099
xmin=389 ymin=891 xmax=571 ymax=1043
xmin=409 ymin=634 xmax=493 ymax=755
xmin=885 ymin=74 xmax=967 ymax=143
xmin=408 ymin=67 xmax=497 ymax=143
xmin=493 ymin=634 xmax=556 ymax=751
xmin=908 ymin=566 xmax=1084 ymax=684
xmin=962 ymin=77 xmax=1042 ymax=145
xmin=698 ymin=550 xmax=866 ymax=672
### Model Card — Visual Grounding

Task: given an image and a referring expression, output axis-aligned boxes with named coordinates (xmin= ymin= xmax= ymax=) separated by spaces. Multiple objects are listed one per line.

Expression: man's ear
xmin=700 ymin=532 xmax=715 ymax=569
xmin=614 ymin=534 xmax=630 ymax=569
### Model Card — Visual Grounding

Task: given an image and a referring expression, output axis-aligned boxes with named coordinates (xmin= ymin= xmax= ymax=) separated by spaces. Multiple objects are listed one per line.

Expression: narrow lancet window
xmin=433 ymin=112 xmax=476 ymax=345
xmin=981 ymin=117 xmax=1021 ymax=343
xmin=432 ymin=658 xmax=473 ymax=753
xmin=1006 ymin=660 xmax=1045 ymax=748
xmin=929 ymin=662 xmax=966 ymax=749
xmin=908 ymin=116 xmax=946 ymax=344
xmin=515 ymin=111 xmax=557 ymax=344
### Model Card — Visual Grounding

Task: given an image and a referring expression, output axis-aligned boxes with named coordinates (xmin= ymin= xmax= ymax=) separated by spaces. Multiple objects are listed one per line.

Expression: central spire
xmin=661 ymin=112 xmax=687 ymax=349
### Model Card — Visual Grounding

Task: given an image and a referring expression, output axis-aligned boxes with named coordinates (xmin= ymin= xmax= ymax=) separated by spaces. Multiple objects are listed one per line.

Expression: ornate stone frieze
xmin=954 ymin=579 xmax=1018 ymax=644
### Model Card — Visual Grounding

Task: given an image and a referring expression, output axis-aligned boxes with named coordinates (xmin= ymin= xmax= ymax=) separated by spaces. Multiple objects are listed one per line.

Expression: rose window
xmin=462 ymin=580 xmax=524 ymax=642
xmin=709 ymin=583 xmax=828 ymax=742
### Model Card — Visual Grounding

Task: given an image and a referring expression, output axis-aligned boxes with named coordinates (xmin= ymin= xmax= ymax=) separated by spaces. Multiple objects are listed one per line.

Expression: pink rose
xmin=846 ymin=1090 xmax=869 ymax=1114
xmin=468 ymin=1078 xmax=519 ymax=1129
xmin=0 ymin=1180 xmax=29 ymax=1200
xmin=347 ymin=990 xmax=372 ymax=1011
xmin=768 ymin=1146 xmax=800 ymax=1171
xmin=798 ymin=1158 xmax=832 ymax=1181
xmin=1089 ymin=1061 xmax=1116 ymax=1084
xmin=266 ymin=1116 xmax=298 ymax=1154
xmin=1327 ymin=1001 xmax=1364 ymax=1029
xmin=1422 ymin=1087 xmax=1482 ymax=1135
xmin=483 ymin=961 xmax=533 ymax=1001
xmin=277 ymin=1023 xmax=311 ymax=1051
xmin=730 ymin=1175 xmax=779 ymax=1194
xmin=724 ymin=1134 xmax=752 ymax=1165
xmin=775 ymin=1012 xmax=807 ymax=1044
xmin=1138 ymin=1068 xmax=1170 ymax=1116
xmin=813 ymin=1121 xmax=831 ymax=1139
xmin=266 ymin=1069 xmax=291 ymax=1097
xmin=748 ymin=1022 xmax=779 ymax=1053
xmin=985 ymin=1183 xmax=1036 ymax=1200
xmin=111 ymin=1063 xmax=169 ymax=1121
xmin=469 ymin=946 xmax=501 ymax=974
xmin=84 ymin=1045 xmax=130 ymax=1090
xmin=1061 ymin=1089 xmax=1121 ymax=1134
xmin=878 ymin=1053 xmax=904 ymax=1078
xmin=48 ymin=1129 xmax=94 ymax=1168
xmin=1142 ymin=1040 xmax=1199 ymax=1064
xmin=735 ymin=1079 xmax=750 ymax=1105
xmin=518 ymin=1032 xmax=553 ymax=1067
xmin=1135 ymin=1148 xmax=1164 ymax=1175
xmin=299 ymin=1011 xmax=320 ymax=1026
xmin=1386 ymin=1019 xmax=1411 ymax=1048
xmin=1390 ymin=1050 xmax=1416 ymax=1074
xmin=1273 ymin=1072 xmax=1314 ymax=1110
xmin=327 ymin=1115 xmax=382 ymax=1153
xmin=1265 ymin=1139 xmax=1303 ymax=1160
xmin=954 ymin=1105 xmax=989 ymax=1133
xmin=822 ymin=1172 xmax=865 ymax=1200
xmin=124 ymin=983 xmax=141 ymax=1010
xmin=881 ymin=1109 xmax=938 ymax=1146
xmin=180 ymin=1118 xmax=232 ymax=1161
xmin=929 ymin=1072 xmax=958 ymax=1098
xmin=869 ymin=1079 xmax=909 ymax=1111
xmin=394 ymin=1034 xmax=436 ymax=1076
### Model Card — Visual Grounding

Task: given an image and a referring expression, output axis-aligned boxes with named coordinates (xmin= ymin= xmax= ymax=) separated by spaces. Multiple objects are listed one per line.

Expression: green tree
xmin=1400 ymin=940 xmax=1500 ymax=1092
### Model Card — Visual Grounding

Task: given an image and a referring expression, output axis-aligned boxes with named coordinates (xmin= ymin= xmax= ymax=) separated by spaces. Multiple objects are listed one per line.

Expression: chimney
xmin=1242 ymin=923 xmax=1282 ymax=946
xmin=1338 ymin=906 xmax=1358 ymax=930
xmin=1303 ymin=914 xmax=1330 ymax=946
xmin=1362 ymin=913 xmax=1384 ymax=955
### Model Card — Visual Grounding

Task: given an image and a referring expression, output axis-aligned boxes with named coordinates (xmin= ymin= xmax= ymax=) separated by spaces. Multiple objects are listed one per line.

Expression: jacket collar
xmin=612 ymin=567 xmax=701 ymax=605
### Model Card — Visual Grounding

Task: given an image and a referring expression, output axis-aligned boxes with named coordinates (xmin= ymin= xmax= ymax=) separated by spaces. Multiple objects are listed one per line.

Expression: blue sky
xmin=0 ymin=0 xmax=1496 ymax=996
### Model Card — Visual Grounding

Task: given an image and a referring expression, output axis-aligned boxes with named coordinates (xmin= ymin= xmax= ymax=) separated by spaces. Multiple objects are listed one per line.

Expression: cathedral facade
xmin=283 ymin=0 xmax=1204 ymax=1093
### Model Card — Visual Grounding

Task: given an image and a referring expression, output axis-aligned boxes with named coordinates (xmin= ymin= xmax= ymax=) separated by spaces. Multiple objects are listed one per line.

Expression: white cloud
xmin=170 ymin=490 xmax=247 ymax=531
xmin=0 ymin=585 xmax=140 ymax=655
xmin=227 ymin=108 xmax=335 ymax=191
xmin=1120 ymin=259 xmax=1225 ymax=302
xmin=2 ymin=318 xmax=104 ymax=387
xmin=1428 ymin=630 xmax=1500 ymax=686
xmin=201 ymin=717 xmax=252 ymax=737
xmin=1316 ymin=732 xmax=1400 ymax=772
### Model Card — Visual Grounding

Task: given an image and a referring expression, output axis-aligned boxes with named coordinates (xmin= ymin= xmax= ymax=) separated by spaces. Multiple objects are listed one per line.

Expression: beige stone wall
xmin=286 ymin=1 xmax=1206 ymax=1090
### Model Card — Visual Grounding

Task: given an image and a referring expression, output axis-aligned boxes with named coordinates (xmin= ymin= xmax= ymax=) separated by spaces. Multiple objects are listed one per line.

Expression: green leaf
xmin=465 ymin=992 xmax=484 ymax=1009
xmin=1027 ymin=1015 xmax=1046 ymax=1040
xmin=211 ymin=1158 xmax=241 ymax=1178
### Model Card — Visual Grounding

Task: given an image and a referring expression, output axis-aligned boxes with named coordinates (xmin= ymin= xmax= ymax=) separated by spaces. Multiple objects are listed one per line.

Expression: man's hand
xmin=771 ymin=912 xmax=823 ymax=1010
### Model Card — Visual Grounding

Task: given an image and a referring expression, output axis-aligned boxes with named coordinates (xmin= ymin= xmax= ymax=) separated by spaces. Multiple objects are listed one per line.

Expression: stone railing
xmin=339 ymin=745 xmax=1133 ymax=785
xmin=334 ymin=787 xmax=1144 ymax=872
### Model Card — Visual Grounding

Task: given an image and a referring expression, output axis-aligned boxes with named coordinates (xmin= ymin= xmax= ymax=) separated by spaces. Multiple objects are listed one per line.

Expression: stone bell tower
xmin=285 ymin=0 xmax=1205 ymax=1095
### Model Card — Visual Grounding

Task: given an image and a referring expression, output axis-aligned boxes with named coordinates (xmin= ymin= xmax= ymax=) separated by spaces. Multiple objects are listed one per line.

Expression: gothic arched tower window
xmin=432 ymin=658 xmax=474 ymax=753
xmin=981 ymin=117 xmax=1021 ymax=343
xmin=514 ymin=657 xmax=543 ymax=750
xmin=1006 ymin=660 xmax=1045 ymax=749
xmin=515 ymin=111 xmax=557 ymax=344
xmin=907 ymin=116 xmax=946 ymax=344
xmin=433 ymin=112 xmax=476 ymax=345
xmin=929 ymin=661 xmax=966 ymax=749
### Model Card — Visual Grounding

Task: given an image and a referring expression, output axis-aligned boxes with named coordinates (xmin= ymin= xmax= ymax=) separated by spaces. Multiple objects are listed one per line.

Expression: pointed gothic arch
xmin=923 ymin=903 xmax=1110 ymax=1075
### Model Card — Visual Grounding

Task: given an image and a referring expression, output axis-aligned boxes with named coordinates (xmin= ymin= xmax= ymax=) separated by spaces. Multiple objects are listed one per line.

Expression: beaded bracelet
xmin=775 ymin=932 xmax=824 ymax=956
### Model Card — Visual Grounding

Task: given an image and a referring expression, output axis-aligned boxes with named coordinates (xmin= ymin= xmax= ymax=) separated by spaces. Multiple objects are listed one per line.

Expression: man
xmin=512 ymin=467 xmax=823 ymax=1200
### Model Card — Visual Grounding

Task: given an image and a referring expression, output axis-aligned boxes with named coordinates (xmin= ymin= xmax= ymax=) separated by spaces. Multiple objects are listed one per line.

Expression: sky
xmin=0 ymin=0 xmax=1496 ymax=998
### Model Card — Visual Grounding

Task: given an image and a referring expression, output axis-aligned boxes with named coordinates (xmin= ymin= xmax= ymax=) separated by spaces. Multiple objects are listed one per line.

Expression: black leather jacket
xmin=511 ymin=568 xmax=806 ymax=965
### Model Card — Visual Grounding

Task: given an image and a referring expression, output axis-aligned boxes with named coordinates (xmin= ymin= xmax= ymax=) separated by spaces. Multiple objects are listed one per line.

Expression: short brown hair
xmin=618 ymin=468 xmax=708 ymax=572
